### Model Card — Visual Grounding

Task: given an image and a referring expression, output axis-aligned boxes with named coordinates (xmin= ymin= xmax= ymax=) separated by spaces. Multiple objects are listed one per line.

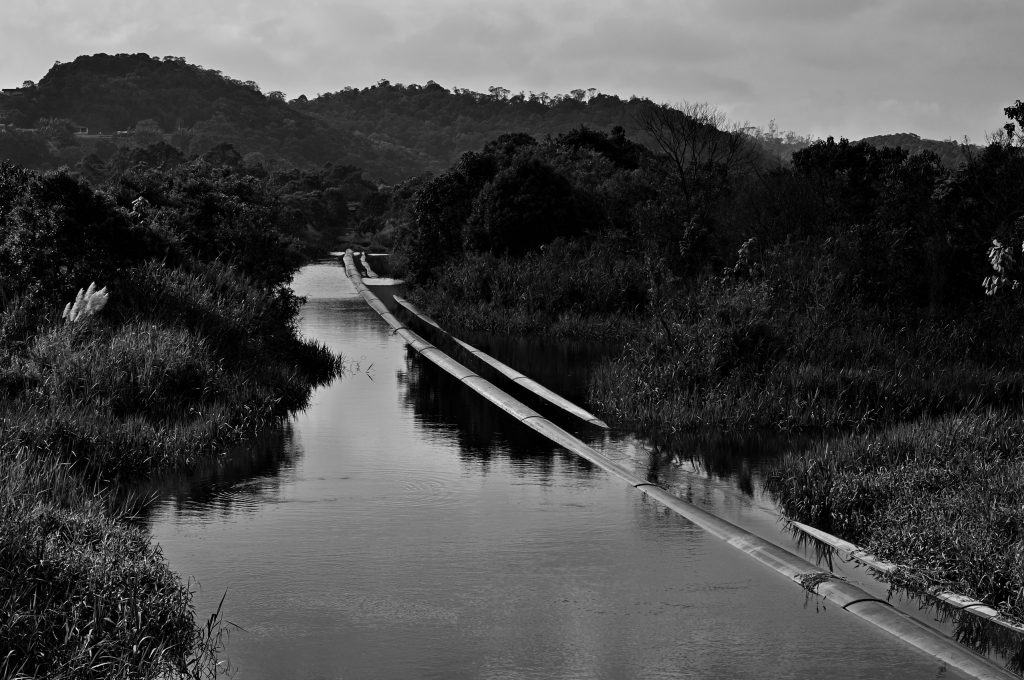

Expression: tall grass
xmin=1 ymin=261 xmax=340 ymax=480
xmin=589 ymin=266 xmax=1024 ymax=432
xmin=0 ymin=448 xmax=224 ymax=679
xmin=764 ymin=411 xmax=1024 ymax=621
xmin=403 ymin=228 xmax=1024 ymax=625
xmin=407 ymin=239 xmax=647 ymax=340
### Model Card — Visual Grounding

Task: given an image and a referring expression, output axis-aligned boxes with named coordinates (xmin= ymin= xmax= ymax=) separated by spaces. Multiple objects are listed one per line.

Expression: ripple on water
xmin=395 ymin=470 xmax=461 ymax=509
xmin=285 ymin=592 xmax=460 ymax=626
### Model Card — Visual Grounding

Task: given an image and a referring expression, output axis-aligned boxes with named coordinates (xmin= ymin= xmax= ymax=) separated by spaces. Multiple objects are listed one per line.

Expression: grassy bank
xmin=0 ymin=161 xmax=339 ymax=678
xmin=0 ymin=450 xmax=222 ymax=679
xmin=764 ymin=412 xmax=1024 ymax=621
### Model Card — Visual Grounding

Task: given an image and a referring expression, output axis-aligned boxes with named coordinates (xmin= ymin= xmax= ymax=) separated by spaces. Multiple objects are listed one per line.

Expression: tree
xmin=636 ymin=101 xmax=760 ymax=209
xmin=555 ymin=125 xmax=644 ymax=169
xmin=0 ymin=164 xmax=149 ymax=303
xmin=481 ymin=133 xmax=536 ymax=158
xmin=201 ymin=142 xmax=242 ymax=168
xmin=463 ymin=158 xmax=581 ymax=255
xmin=1004 ymin=99 xmax=1024 ymax=142
xmin=792 ymin=137 xmax=908 ymax=226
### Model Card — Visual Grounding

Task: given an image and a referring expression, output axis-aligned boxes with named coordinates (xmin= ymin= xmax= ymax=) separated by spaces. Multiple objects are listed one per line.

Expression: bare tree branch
xmin=636 ymin=101 xmax=761 ymax=207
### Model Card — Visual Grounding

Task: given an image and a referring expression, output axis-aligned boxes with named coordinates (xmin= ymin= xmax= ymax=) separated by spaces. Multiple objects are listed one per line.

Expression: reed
xmin=587 ymin=272 xmax=1024 ymax=432
xmin=0 ymin=448 xmax=224 ymax=679
xmin=764 ymin=411 xmax=1024 ymax=622
xmin=61 ymin=282 xmax=110 ymax=323
xmin=407 ymin=240 xmax=647 ymax=341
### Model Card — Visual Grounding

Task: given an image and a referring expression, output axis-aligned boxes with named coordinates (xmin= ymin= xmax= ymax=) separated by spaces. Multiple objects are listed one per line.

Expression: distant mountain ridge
xmin=1 ymin=54 xmax=671 ymax=180
xmin=0 ymin=53 xmax=972 ymax=181
xmin=0 ymin=54 xmax=755 ymax=181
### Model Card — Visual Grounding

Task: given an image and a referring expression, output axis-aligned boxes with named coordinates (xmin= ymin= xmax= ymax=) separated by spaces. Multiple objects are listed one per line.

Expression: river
xmin=145 ymin=260 xmax=976 ymax=679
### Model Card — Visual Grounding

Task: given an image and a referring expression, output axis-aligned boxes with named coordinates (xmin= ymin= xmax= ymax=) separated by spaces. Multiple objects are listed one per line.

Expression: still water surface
xmin=147 ymin=261 xmax=966 ymax=679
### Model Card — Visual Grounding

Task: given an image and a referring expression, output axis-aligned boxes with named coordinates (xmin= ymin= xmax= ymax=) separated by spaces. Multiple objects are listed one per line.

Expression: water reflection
xmin=638 ymin=429 xmax=821 ymax=497
xmin=450 ymin=333 xmax=612 ymax=406
xmin=131 ymin=426 xmax=300 ymax=524
xmin=955 ymin=612 xmax=1024 ymax=675
xmin=396 ymin=347 xmax=604 ymax=481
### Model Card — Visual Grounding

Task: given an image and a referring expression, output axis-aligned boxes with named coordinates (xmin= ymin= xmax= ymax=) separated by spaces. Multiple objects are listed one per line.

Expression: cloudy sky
xmin=2 ymin=0 xmax=1020 ymax=141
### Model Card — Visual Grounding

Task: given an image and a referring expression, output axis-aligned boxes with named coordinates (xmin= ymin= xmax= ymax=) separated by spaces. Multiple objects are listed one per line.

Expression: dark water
xmin=147 ymin=261 xmax=974 ymax=679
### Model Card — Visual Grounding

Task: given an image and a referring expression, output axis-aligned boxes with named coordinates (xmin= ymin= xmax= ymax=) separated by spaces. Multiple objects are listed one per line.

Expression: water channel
xmin=146 ymin=260 xmax=983 ymax=679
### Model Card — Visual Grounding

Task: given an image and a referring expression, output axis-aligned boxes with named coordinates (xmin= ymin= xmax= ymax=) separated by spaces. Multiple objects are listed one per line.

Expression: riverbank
xmin=0 ymin=163 xmax=340 ymax=678
xmin=765 ymin=412 xmax=1024 ymax=622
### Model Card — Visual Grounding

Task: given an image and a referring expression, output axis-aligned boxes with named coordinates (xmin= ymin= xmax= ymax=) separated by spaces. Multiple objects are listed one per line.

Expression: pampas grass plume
xmin=62 ymin=282 xmax=110 ymax=323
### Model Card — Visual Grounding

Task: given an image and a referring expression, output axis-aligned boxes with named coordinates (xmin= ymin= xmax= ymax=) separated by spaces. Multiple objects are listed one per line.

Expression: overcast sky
xmin=2 ymin=0 xmax=1020 ymax=141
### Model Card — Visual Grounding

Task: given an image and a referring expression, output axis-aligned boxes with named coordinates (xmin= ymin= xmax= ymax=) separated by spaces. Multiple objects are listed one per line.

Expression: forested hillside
xmin=2 ymin=53 xmax=970 ymax=184
xmin=1 ymin=53 xmax=815 ymax=182
xmin=297 ymin=82 xmax=660 ymax=174
xmin=0 ymin=54 xmax=422 ymax=179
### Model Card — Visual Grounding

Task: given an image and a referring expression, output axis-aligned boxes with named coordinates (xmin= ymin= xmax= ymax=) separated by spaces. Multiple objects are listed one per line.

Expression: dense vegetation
xmin=0 ymin=157 xmax=339 ymax=678
xmin=388 ymin=100 xmax=1024 ymax=621
xmin=74 ymin=141 xmax=379 ymax=254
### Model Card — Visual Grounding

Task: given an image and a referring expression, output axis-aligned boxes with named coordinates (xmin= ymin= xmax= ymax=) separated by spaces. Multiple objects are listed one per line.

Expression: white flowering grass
xmin=61 ymin=282 xmax=110 ymax=323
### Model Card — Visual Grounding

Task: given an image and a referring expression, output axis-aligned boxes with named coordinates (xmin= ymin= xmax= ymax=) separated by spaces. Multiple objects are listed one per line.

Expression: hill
xmin=4 ymin=54 xmax=806 ymax=182
xmin=858 ymin=132 xmax=973 ymax=167
xmin=7 ymin=53 xmax=954 ymax=182
xmin=0 ymin=53 xmax=423 ymax=180
xmin=296 ymin=82 xmax=659 ymax=175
